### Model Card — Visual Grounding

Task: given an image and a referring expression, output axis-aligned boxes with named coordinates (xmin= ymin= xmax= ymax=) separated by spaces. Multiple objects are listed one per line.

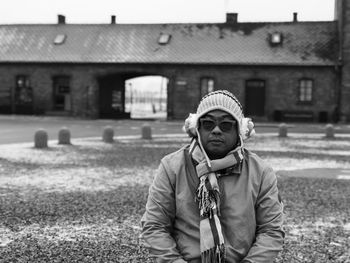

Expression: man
xmin=141 ymin=90 xmax=284 ymax=263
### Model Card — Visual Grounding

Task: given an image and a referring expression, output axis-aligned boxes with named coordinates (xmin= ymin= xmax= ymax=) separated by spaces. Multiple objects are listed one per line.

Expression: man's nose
xmin=211 ymin=125 xmax=222 ymax=134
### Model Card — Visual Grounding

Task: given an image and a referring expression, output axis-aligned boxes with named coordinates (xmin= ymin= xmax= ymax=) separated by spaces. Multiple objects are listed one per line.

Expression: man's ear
xmin=240 ymin=118 xmax=255 ymax=140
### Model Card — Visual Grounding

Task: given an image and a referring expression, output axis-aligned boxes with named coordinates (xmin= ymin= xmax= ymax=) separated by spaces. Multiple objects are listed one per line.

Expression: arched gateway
xmin=98 ymin=73 xmax=168 ymax=119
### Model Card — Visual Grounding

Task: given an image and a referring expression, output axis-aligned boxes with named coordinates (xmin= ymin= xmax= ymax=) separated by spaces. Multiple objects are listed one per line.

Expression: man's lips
xmin=208 ymin=139 xmax=224 ymax=143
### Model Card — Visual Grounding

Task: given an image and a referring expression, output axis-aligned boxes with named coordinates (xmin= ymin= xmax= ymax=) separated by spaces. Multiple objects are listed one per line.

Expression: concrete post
xmin=278 ymin=123 xmax=288 ymax=137
xmin=325 ymin=124 xmax=335 ymax=139
xmin=142 ymin=123 xmax=152 ymax=139
xmin=58 ymin=127 xmax=71 ymax=144
xmin=34 ymin=129 xmax=48 ymax=148
xmin=102 ymin=126 xmax=114 ymax=143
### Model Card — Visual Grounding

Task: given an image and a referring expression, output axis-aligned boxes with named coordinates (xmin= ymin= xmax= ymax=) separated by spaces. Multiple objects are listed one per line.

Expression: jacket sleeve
xmin=141 ymin=161 xmax=187 ymax=263
xmin=242 ymin=166 xmax=285 ymax=263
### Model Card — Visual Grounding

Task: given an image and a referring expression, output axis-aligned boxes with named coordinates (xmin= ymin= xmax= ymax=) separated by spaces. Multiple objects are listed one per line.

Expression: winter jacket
xmin=141 ymin=145 xmax=284 ymax=263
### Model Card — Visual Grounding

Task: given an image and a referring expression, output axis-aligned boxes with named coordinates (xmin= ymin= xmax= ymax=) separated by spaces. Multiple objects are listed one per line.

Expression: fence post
xmin=34 ymin=129 xmax=48 ymax=148
xmin=102 ymin=126 xmax=114 ymax=143
xmin=141 ymin=123 xmax=152 ymax=140
xmin=278 ymin=123 xmax=288 ymax=137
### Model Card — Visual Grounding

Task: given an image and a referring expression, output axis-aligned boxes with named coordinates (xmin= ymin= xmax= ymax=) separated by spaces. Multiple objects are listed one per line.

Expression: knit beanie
xmin=183 ymin=90 xmax=255 ymax=143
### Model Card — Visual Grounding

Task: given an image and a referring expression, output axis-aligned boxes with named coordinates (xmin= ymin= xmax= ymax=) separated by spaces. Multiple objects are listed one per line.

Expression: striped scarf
xmin=189 ymin=139 xmax=244 ymax=263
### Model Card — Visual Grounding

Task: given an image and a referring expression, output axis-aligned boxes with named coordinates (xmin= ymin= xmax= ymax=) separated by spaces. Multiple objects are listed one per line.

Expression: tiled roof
xmin=0 ymin=21 xmax=338 ymax=66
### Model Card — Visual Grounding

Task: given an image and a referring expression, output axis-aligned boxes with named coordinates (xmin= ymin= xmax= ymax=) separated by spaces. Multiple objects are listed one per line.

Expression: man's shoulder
xmin=161 ymin=145 xmax=189 ymax=164
xmin=243 ymin=148 xmax=263 ymax=161
xmin=159 ymin=145 xmax=191 ymax=179
xmin=243 ymin=148 xmax=273 ymax=173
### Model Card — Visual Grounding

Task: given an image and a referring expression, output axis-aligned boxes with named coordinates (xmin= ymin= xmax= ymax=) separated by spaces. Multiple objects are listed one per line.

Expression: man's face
xmin=198 ymin=110 xmax=239 ymax=159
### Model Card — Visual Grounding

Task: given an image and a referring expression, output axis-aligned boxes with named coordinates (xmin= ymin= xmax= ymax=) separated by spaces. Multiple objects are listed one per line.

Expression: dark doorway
xmin=98 ymin=75 xmax=130 ymax=119
xmin=245 ymin=79 xmax=266 ymax=116
xmin=53 ymin=76 xmax=71 ymax=112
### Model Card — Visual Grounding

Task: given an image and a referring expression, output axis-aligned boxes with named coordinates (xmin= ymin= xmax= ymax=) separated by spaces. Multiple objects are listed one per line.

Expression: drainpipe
xmin=11 ymin=86 xmax=15 ymax=113
xmin=337 ymin=3 xmax=344 ymax=123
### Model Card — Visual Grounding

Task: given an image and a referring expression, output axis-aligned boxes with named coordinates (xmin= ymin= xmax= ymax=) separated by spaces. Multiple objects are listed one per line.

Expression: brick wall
xmin=170 ymin=65 xmax=337 ymax=121
xmin=0 ymin=63 xmax=337 ymax=121
xmin=339 ymin=0 xmax=350 ymax=121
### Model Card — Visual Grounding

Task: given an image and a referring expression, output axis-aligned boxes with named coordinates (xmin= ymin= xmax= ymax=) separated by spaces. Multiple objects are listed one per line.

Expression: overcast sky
xmin=0 ymin=0 xmax=335 ymax=24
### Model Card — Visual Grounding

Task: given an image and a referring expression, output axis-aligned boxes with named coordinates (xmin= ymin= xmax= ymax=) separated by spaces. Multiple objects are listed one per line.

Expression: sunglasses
xmin=199 ymin=118 xmax=237 ymax=132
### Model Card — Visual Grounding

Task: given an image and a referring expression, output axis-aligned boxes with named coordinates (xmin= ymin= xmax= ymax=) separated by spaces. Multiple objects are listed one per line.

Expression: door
xmin=245 ymin=79 xmax=265 ymax=116
xmin=53 ymin=76 xmax=71 ymax=111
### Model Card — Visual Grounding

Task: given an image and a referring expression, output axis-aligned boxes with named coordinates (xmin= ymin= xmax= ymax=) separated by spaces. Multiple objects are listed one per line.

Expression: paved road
xmin=1 ymin=115 xmax=350 ymax=181
xmin=1 ymin=114 xmax=350 ymax=144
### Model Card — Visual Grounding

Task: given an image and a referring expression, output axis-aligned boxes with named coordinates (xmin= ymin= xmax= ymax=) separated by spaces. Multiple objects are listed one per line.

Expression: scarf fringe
xmin=196 ymin=175 xmax=221 ymax=218
xmin=201 ymin=244 xmax=226 ymax=263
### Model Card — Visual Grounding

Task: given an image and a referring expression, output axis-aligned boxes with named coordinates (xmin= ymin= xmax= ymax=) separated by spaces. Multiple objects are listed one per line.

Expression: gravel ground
xmin=0 ymin=134 xmax=349 ymax=262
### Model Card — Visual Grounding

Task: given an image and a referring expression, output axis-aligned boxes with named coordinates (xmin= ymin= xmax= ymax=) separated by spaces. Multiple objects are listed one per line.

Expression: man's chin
xmin=207 ymin=148 xmax=226 ymax=160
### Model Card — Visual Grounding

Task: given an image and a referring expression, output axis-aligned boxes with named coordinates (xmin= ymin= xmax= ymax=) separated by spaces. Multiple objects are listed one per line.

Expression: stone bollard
xmin=34 ymin=129 xmax=48 ymax=148
xmin=58 ymin=127 xmax=71 ymax=145
xmin=325 ymin=123 xmax=335 ymax=139
xmin=278 ymin=123 xmax=288 ymax=137
xmin=141 ymin=123 xmax=152 ymax=140
xmin=102 ymin=126 xmax=114 ymax=143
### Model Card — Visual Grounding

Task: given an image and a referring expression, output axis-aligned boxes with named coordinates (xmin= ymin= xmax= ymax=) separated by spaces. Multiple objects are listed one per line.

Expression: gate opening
xmin=125 ymin=76 xmax=168 ymax=120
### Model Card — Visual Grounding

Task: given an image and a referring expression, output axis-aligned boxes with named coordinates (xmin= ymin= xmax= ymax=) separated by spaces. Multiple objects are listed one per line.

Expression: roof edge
xmin=0 ymin=20 xmax=336 ymax=27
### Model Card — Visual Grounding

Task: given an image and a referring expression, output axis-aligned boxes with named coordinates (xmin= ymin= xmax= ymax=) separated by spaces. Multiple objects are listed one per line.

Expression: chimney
xmin=111 ymin=15 xmax=116 ymax=24
xmin=58 ymin=15 xmax=66 ymax=24
xmin=293 ymin=12 xmax=298 ymax=22
xmin=226 ymin=13 xmax=238 ymax=24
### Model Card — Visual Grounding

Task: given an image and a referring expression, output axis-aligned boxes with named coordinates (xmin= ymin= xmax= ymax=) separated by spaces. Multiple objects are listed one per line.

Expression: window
xmin=200 ymin=78 xmax=215 ymax=97
xmin=15 ymin=75 xmax=32 ymax=104
xmin=298 ymin=79 xmax=313 ymax=103
xmin=54 ymin=34 xmax=66 ymax=45
xmin=269 ymin=32 xmax=283 ymax=46
xmin=158 ymin=33 xmax=171 ymax=45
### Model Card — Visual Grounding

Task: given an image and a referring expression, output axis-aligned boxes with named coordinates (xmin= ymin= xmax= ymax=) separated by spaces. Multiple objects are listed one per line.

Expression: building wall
xmin=338 ymin=0 xmax=350 ymax=121
xmin=0 ymin=63 xmax=337 ymax=121
xmin=171 ymin=65 xmax=337 ymax=121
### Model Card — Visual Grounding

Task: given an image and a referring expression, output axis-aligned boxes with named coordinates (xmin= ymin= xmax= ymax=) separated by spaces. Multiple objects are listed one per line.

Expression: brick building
xmin=337 ymin=0 xmax=350 ymax=123
xmin=0 ymin=1 xmax=348 ymax=122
